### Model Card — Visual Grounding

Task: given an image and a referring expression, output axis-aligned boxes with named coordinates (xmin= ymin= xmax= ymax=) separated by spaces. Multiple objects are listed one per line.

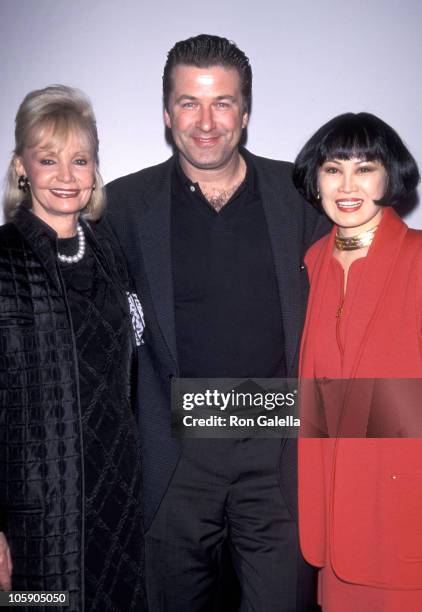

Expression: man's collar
xmin=174 ymin=149 xmax=255 ymax=193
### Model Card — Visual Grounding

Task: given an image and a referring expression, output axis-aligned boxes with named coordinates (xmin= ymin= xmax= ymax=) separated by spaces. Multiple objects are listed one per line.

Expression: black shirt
xmin=171 ymin=153 xmax=286 ymax=378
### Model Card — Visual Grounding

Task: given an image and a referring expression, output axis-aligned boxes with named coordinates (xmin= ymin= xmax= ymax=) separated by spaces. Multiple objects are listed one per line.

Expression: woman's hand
xmin=0 ymin=532 xmax=12 ymax=590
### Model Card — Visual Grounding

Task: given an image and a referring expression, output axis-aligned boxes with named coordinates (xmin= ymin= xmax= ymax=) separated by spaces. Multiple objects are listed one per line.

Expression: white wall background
xmin=1 ymin=0 xmax=421 ymax=225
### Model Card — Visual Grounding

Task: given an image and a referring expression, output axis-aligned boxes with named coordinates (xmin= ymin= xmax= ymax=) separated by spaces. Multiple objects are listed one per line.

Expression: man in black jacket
xmin=105 ymin=34 xmax=328 ymax=611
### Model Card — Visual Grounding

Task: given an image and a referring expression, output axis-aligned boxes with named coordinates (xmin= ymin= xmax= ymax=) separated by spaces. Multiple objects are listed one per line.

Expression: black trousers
xmin=145 ymin=439 xmax=317 ymax=611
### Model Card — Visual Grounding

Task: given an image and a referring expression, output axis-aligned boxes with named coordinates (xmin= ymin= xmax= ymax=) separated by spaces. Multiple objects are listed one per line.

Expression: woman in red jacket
xmin=293 ymin=112 xmax=421 ymax=611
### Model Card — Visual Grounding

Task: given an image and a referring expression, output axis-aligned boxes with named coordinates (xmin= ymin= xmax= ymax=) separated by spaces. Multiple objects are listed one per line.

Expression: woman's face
xmin=317 ymin=158 xmax=388 ymax=236
xmin=15 ymin=126 xmax=96 ymax=230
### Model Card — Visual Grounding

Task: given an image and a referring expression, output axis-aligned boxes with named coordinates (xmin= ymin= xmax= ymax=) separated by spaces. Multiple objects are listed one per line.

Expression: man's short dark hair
xmin=163 ymin=34 xmax=252 ymax=113
xmin=293 ymin=112 xmax=420 ymax=208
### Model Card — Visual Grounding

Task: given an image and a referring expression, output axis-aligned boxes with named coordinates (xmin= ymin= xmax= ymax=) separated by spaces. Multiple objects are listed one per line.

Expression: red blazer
xmin=299 ymin=207 xmax=422 ymax=589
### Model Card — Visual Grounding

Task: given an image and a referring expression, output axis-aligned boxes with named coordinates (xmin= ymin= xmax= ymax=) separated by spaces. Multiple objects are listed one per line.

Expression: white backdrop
xmin=1 ymin=0 xmax=421 ymax=225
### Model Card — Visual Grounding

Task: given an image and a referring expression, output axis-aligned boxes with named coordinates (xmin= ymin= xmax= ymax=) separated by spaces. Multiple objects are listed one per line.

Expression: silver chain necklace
xmin=57 ymin=223 xmax=86 ymax=264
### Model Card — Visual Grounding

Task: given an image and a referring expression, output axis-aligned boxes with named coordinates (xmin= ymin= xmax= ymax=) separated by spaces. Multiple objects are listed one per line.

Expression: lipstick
xmin=335 ymin=198 xmax=363 ymax=213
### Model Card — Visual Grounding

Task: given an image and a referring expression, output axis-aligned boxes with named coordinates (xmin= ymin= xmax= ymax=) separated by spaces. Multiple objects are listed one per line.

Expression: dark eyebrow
xmin=175 ymin=95 xmax=197 ymax=104
xmin=175 ymin=94 xmax=237 ymax=104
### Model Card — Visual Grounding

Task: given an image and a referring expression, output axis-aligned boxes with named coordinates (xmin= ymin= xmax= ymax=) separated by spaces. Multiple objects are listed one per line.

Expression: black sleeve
xmin=304 ymin=202 xmax=332 ymax=252
xmin=272 ymin=159 xmax=331 ymax=257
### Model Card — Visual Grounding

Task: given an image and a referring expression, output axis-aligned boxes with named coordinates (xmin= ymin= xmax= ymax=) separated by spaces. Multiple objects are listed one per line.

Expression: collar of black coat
xmin=14 ymin=201 xmax=58 ymax=239
xmin=12 ymin=204 xmax=102 ymax=292
xmin=13 ymin=201 xmax=93 ymax=242
xmin=13 ymin=205 xmax=128 ymax=305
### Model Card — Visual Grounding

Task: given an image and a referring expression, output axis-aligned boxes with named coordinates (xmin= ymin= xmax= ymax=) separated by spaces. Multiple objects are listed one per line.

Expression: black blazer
xmin=105 ymin=149 xmax=329 ymax=529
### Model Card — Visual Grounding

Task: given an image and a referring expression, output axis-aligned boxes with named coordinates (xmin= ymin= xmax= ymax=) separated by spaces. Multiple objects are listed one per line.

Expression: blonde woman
xmin=0 ymin=85 xmax=145 ymax=611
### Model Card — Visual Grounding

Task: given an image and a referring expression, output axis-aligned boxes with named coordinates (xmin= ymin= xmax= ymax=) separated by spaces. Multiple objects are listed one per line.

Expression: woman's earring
xmin=18 ymin=175 xmax=29 ymax=192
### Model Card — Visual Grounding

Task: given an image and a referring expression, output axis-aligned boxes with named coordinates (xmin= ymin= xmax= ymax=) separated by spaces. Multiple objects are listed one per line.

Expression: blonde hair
xmin=3 ymin=84 xmax=105 ymax=221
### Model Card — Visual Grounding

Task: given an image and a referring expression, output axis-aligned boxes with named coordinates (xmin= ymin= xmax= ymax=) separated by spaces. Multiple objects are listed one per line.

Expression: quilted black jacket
xmin=0 ymin=206 xmax=137 ymax=611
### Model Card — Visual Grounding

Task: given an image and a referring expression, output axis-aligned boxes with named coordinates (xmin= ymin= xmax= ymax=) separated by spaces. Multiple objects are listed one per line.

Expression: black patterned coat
xmin=0 ymin=206 xmax=142 ymax=611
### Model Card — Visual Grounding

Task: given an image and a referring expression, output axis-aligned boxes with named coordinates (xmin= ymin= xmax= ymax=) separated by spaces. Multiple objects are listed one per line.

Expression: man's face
xmin=164 ymin=64 xmax=248 ymax=174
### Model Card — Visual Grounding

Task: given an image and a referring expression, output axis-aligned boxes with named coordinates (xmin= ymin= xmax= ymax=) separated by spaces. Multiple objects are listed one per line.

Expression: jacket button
xmin=299 ymin=264 xmax=305 ymax=271
xmin=390 ymin=474 xmax=398 ymax=480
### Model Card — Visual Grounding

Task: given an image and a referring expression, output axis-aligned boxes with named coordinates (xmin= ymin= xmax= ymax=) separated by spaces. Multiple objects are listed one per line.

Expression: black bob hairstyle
xmin=293 ymin=112 xmax=420 ymax=208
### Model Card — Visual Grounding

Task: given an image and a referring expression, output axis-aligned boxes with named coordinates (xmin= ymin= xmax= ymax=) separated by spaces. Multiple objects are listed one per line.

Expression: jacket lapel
xmin=339 ymin=209 xmax=408 ymax=437
xmin=251 ymin=153 xmax=305 ymax=375
xmin=129 ymin=158 xmax=179 ymax=370
xmin=299 ymin=228 xmax=335 ymax=377
xmin=342 ymin=207 xmax=408 ymax=377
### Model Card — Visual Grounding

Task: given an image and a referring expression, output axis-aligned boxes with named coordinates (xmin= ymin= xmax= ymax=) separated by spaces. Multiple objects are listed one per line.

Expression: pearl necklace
xmin=57 ymin=224 xmax=86 ymax=263
xmin=335 ymin=225 xmax=379 ymax=251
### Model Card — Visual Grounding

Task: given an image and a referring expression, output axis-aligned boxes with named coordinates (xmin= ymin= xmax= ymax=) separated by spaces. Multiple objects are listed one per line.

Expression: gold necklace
xmin=335 ymin=225 xmax=379 ymax=251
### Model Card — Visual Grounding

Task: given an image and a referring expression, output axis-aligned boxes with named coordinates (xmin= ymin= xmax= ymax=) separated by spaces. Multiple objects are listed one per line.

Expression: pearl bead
xmin=57 ymin=224 xmax=86 ymax=264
